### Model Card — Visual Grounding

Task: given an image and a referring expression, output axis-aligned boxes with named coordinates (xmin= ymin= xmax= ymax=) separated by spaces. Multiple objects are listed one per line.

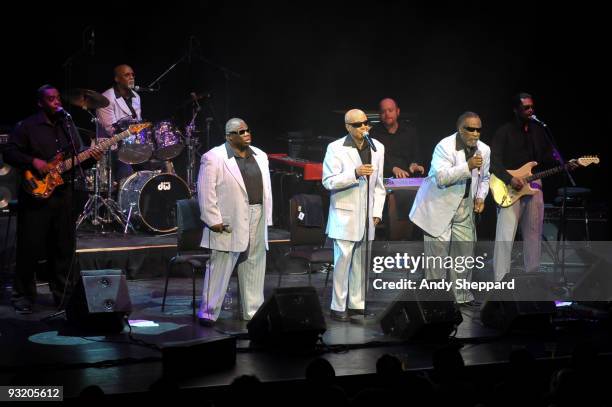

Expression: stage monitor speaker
xmin=162 ymin=336 xmax=236 ymax=378
xmin=480 ymin=273 xmax=556 ymax=332
xmin=573 ymin=251 xmax=612 ymax=310
xmin=247 ymin=286 xmax=326 ymax=348
xmin=379 ymin=281 xmax=463 ymax=341
xmin=66 ymin=269 xmax=132 ymax=333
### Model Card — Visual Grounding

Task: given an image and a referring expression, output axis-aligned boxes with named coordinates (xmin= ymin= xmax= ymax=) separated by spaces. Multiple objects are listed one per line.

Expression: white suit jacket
xmin=197 ymin=143 xmax=273 ymax=252
xmin=96 ymin=87 xmax=142 ymax=137
xmin=323 ymin=135 xmax=386 ymax=242
xmin=409 ymin=133 xmax=490 ymax=238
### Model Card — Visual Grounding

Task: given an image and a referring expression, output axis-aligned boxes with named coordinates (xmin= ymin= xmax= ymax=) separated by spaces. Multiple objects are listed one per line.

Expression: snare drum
xmin=118 ymin=171 xmax=190 ymax=233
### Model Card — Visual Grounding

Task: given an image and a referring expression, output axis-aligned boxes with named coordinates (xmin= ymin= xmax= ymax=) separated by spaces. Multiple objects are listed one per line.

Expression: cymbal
xmin=178 ymin=91 xmax=211 ymax=108
xmin=64 ymin=88 xmax=110 ymax=110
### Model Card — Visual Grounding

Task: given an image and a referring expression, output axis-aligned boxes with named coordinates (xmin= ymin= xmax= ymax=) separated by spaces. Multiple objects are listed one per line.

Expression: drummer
xmin=96 ymin=64 xmax=142 ymax=180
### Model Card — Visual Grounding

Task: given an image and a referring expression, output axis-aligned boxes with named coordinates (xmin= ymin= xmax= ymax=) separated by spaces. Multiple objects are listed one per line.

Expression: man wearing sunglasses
xmin=323 ymin=109 xmax=386 ymax=322
xmin=197 ymin=118 xmax=273 ymax=325
xmin=409 ymin=112 xmax=490 ymax=306
xmin=491 ymin=93 xmax=559 ymax=281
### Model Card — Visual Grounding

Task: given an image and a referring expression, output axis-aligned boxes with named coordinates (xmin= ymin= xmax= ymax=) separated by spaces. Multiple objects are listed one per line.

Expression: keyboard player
xmin=369 ymin=98 xmax=425 ymax=239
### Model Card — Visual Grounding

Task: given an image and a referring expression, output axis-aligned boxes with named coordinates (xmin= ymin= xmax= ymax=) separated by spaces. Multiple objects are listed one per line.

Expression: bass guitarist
xmin=491 ymin=92 xmax=576 ymax=281
xmin=3 ymin=85 xmax=103 ymax=313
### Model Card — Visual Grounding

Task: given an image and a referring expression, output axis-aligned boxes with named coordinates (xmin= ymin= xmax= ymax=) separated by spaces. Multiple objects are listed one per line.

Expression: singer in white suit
xmin=323 ymin=109 xmax=386 ymax=322
xmin=409 ymin=112 xmax=490 ymax=304
xmin=197 ymin=118 xmax=273 ymax=325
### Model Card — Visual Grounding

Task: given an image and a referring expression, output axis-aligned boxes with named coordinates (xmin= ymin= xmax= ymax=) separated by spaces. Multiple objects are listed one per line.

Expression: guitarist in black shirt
xmin=3 ymin=85 xmax=103 ymax=313
xmin=491 ymin=92 xmax=563 ymax=281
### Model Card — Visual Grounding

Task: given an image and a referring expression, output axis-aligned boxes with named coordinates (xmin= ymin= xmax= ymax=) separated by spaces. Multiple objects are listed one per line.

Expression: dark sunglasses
xmin=348 ymin=120 xmax=370 ymax=128
xmin=229 ymin=128 xmax=251 ymax=136
xmin=521 ymin=105 xmax=535 ymax=111
xmin=463 ymin=126 xmax=482 ymax=133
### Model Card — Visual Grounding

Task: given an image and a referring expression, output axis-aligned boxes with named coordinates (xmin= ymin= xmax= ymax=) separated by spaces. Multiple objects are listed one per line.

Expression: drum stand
xmin=76 ymin=115 xmax=135 ymax=233
xmin=184 ymin=99 xmax=201 ymax=194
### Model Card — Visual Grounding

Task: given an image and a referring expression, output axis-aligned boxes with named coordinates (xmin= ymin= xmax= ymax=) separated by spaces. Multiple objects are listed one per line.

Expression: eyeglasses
xmin=521 ymin=105 xmax=535 ymax=111
xmin=229 ymin=129 xmax=251 ymax=136
xmin=463 ymin=126 xmax=482 ymax=133
xmin=347 ymin=120 xmax=370 ymax=128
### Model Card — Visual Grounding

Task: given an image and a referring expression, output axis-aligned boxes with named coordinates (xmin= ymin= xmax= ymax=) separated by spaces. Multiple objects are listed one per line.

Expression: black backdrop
xmin=1 ymin=3 xmax=609 ymax=219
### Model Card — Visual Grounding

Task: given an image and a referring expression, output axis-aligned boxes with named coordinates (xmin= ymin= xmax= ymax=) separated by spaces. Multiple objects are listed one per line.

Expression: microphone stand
xmin=352 ymin=138 xmax=377 ymax=325
xmin=534 ymin=118 xmax=575 ymax=293
xmin=41 ymin=114 xmax=86 ymax=321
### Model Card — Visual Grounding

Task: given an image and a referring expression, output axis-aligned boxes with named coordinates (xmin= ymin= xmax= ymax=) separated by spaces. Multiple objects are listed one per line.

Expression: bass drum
xmin=118 ymin=171 xmax=190 ymax=233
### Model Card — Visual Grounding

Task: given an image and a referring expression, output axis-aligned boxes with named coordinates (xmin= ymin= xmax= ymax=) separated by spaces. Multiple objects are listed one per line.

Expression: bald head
xmin=379 ymin=98 xmax=400 ymax=130
xmin=344 ymin=109 xmax=370 ymax=142
xmin=114 ymin=64 xmax=135 ymax=90
xmin=225 ymin=117 xmax=252 ymax=151
xmin=225 ymin=118 xmax=248 ymax=135
xmin=344 ymin=109 xmax=367 ymax=124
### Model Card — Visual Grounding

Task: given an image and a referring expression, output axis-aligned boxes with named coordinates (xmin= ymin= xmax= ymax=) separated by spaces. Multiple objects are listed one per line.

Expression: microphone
xmin=474 ymin=149 xmax=482 ymax=176
xmin=222 ymin=224 xmax=232 ymax=233
xmin=133 ymin=85 xmax=158 ymax=92
xmin=363 ymin=131 xmax=377 ymax=152
xmin=530 ymin=115 xmax=547 ymax=127
xmin=56 ymin=107 xmax=71 ymax=118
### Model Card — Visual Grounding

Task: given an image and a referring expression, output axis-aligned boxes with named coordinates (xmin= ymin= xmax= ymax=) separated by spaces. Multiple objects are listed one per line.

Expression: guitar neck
xmin=56 ymin=128 xmax=133 ymax=174
xmin=524 ymin=163 xmax=569 ymax=183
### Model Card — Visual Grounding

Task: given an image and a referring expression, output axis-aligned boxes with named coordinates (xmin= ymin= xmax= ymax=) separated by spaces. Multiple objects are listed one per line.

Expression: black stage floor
xmin=1 ymin=231 xmax=611 ymax=400
xmin=2 ymin=271 xmax=611 ymax=399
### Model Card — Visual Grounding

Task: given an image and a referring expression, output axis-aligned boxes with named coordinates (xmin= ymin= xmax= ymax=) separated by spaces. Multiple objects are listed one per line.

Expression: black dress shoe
xmin=348 ymin=308 xmax=365 ymax=315
xmin=330 ymin=310 xmax=350 ymax=322
xmin=198 ymin=317 xmax=215 ymax=327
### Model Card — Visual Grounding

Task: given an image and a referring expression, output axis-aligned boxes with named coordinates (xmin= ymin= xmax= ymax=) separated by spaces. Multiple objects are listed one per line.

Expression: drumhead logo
xmin=158 ymin=181 xmax=172 ymax=191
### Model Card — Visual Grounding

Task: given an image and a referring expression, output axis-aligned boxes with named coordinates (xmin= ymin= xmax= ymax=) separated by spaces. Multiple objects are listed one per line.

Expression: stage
xmin=2 ymin=259 xmax=611 ymax=400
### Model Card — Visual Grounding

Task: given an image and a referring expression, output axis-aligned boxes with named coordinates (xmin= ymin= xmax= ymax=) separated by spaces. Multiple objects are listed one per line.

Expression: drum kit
xmin=66 ymin=88 xmax=200 ymax=234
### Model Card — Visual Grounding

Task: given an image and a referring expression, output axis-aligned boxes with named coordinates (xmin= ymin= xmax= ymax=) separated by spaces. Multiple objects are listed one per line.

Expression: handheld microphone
xmin=222 ymin=224 xmax=232 ymax=233
xmin=133 ymin=85 xmax=158 ymax=92
xmin=56 ymin=107 xmax=71 ymax=118
xmin=474 ymin=149 xmax=482 ymax=176
xmin=530 ymin=115 xmax=547 ymax=127
xmin=363 ymin=131 xmax=377 ymax=152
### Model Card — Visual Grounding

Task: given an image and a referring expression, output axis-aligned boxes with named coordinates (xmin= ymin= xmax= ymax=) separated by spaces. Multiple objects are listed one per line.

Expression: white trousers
xmin=331 ymin=237 xmax=369 ymax=312
xmin=199 ymin=204 xmax=266 ymax=321
xmin=423 ymin=198 xmax=476 ymax=303
xmin=493 ymin=190 xmax=544 ymax=281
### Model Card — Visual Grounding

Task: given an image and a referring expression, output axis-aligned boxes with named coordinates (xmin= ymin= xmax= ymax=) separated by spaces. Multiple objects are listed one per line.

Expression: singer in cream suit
xmin=323 ymin=109 xmax=386 ymax=322
xmin=409 ymin=112 xmax=490 ymax=304
xmin=197 ymin=118 xmax=273 ymax=324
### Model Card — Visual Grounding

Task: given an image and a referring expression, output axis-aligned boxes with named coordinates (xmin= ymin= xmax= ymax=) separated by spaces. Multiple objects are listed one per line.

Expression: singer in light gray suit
xmin=409 ymin=112 xmax=490 ymax=305
xmin=323 ymin=109 xmax=386 ymax=322
xmin=197 ymin=118 xmax=273 ymax=325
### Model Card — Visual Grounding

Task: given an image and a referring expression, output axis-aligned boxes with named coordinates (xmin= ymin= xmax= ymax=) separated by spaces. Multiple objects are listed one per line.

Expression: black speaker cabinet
xmin=480 ymin=273 xmax=556 ymax=332
xmin=66 ymin=269 xmax=132 ymax=332
xmin=247 ymin=286 xmax=326 ymax=347
xmin=380 ymin=281 xmax=463 ymax=341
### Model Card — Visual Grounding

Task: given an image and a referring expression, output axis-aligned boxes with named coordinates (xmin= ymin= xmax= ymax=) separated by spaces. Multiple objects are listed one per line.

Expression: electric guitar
xmin=23 ymin=123 xmax=151 ymax=199
xmin=490 ymin=156 xmax=599 ymax=207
